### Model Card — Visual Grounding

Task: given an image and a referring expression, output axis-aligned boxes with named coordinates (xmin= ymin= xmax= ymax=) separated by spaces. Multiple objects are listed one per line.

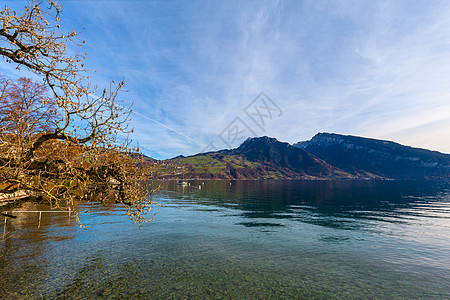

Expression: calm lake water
xmin=1 ymin=180 xmax=450 ymax=299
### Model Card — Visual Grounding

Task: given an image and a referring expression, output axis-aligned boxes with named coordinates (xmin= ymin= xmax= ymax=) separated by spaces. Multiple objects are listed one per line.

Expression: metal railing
xmin=3 ymin=210 xmax=72 ymax=234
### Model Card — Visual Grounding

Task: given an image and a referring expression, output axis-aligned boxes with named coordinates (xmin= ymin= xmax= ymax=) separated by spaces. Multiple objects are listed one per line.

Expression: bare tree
xmin=0 ymin=1 xmax=157 ymax=226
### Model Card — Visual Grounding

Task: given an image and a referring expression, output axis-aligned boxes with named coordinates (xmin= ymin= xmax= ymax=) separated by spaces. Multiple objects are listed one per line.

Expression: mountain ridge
xmin=295 ymin=132 xmax=449 ymax=155
xmin=153 ymin=133 xmax=449 ymax=180
xmin=293 ymin=132 xmax=450 ymax=180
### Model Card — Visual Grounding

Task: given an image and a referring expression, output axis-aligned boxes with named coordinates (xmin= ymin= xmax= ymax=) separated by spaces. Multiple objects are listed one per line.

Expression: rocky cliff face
xmin=229 ymin=136 xmax=342 ymax=177
xmin=294 ymin=133 xmax=450 ymax=179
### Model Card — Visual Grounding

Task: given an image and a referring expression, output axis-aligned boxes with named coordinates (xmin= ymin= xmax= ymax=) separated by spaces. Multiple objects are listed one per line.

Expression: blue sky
xmin=2 ymin=0 xmax=450 ymax=159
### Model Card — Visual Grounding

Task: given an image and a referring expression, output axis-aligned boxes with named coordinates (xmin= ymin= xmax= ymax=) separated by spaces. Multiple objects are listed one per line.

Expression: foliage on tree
xmin=0 ymin=1 xmax=156 ymax=225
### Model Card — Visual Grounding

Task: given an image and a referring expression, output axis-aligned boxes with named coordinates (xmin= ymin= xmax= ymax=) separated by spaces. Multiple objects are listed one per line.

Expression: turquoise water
xmin=1 ymin=180 xmax=450 ymax=299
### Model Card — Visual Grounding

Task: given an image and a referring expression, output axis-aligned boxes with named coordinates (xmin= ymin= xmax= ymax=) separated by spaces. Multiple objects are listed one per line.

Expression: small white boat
xmin=177 ymin=166 xmax=188 ymax=186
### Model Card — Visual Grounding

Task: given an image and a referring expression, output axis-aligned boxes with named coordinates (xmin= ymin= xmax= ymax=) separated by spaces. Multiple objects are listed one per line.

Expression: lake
xmin=1 ymin=180 xmax=449 ymax=299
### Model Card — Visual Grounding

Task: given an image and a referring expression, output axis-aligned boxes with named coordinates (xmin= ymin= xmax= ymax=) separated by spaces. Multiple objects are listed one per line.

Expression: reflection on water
xmin=1 ymin=180 xmax=450 ymax=299
xmin=162 ymin=180 xmax=450 ymax=235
